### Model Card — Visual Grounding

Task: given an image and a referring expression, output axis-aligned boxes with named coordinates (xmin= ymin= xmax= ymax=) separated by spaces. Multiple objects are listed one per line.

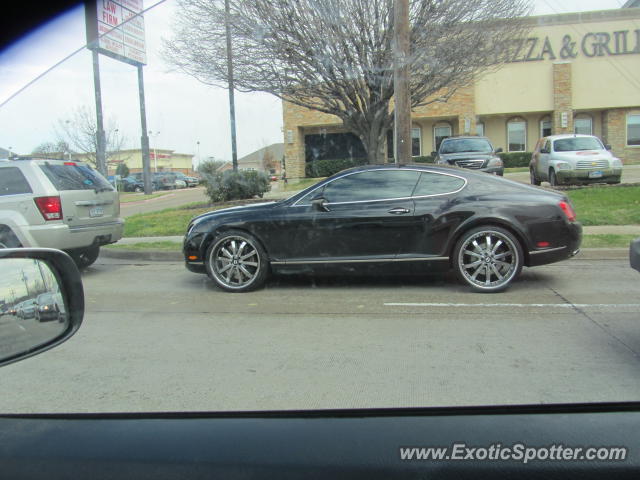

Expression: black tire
xmin=0 ymin=228 xmax=22 ymax=248
xmin=530 ymin=168 xmax=541 ymax=186
xmin=69 ymin=245 xmax=100 ymax=269
xmin=205 ymin=230 xmax=269 ymax=292
xmin=549 ymin=169 xmax=558 ymax=187
xmin=134 ymin=186 xmax=143 ymax=193
xmin=453 ymin=226 xmax=524 ymax=293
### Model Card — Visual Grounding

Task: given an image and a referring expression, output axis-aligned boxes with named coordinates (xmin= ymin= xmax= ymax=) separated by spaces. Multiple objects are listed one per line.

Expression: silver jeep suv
xmin=0 ymin=157 xmax=123 ymax=268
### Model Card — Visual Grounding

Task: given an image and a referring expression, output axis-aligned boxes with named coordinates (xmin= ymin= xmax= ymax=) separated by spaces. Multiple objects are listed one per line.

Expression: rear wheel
xmin=453 ymin=226 xmax=523 ymax=293
xmin=205 ymin=230 xmax=269 ymax=292
xmin=0 ymin=228 xmax=22 ymax=248
xmin=549 ymin=169 xmax=558 ymax=187
xmin=69 ymin=245 xmax=100 ymax=269
xmin=530 ymin=168 xmax=541 ymax=186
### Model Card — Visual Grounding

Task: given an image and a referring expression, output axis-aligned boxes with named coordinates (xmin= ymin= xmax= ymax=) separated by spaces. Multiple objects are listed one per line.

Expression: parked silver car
xmin=0 ymin=157 xmax=124 ymax=268
xmin=530 ymin=134 xmax=623 ymax=186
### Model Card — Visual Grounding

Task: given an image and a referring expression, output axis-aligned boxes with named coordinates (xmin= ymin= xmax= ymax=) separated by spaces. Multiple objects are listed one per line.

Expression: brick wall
xmin=552 ymin=62 xmax=573 ymax=135
xmin=602 ymin=109 xmax=640 ymax=165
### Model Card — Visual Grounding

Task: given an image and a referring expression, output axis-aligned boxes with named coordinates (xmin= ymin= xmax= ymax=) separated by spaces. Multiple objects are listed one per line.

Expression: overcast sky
xmin=0 ymin=0 xmax=628 ymax=165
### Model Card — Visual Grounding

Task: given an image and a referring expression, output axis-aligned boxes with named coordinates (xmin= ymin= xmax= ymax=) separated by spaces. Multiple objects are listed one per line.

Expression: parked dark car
xmin=131 ymin=172 xmax=175 ymax=190
xmin=174 ymin=172 xmax=199 ymax=187
xmin=433 ymin=136 xmax=504 ymax=175
xmin=120 ymin=176 xmax=146 ymax=192
xmin=183 ymin=164 xmax=582 ymax=293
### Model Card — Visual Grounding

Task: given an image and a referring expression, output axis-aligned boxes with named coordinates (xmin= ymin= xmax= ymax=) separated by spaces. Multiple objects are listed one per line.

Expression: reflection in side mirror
xmin=0 ymin=249 xmax=84 ymax=367
xmin=311 ymin=197 xmax=331 ymax=212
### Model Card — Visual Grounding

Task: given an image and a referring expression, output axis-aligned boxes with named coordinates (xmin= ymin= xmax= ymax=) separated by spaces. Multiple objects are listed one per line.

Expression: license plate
xmin=89 ymin=206 xmax=104 ymax=218
xmin=588 ymin=171 xmax=603 ymax=179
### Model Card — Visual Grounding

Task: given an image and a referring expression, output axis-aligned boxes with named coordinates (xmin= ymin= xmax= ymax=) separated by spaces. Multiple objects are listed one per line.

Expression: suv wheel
xmin=549 ymin=169 xmax=558 ymax=187
xmin=530 ymin=168 xmax=541 ymax=186
xmin=68 ymin=245 xmax=100 ymax=269
xmin=0 ymin=229 xmax=22 ymax=248
xmin=453 ymin=226 xmax=523 ymax=293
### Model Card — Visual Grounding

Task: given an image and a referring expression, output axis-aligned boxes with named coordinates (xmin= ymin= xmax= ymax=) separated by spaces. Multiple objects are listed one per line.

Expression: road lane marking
xmin=17 ymin=325 xmax=25 ymax=331
xmin=384 ymin=303 xmax=640 ymax=308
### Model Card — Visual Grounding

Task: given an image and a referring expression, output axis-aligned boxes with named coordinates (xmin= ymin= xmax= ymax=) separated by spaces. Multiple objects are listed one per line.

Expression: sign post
xmin=85 ymin=0 xmax=150 ymax=192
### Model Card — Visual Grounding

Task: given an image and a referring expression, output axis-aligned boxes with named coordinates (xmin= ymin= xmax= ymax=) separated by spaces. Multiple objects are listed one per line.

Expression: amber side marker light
xmin=188 ymin=256 xmax=198 ymax=261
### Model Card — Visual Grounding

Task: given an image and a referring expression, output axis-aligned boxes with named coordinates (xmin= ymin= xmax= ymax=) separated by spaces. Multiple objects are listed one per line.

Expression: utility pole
xmin=393 ymin=0 xmax=412 ymax=164
xmin=225 ymin=0 xmax=239 ymax=171
xmin=138 ymin=65 xmax=153 ymax=194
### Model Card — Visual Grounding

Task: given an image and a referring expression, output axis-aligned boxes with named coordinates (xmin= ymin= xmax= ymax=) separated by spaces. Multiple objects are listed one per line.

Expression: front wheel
xmin=205 ymin=231 xmax=269 ymax=292
xmin=549 ymin=169 xmax=558 ymax=187
xmin=68 ymin=245 xmax=100 ymax=269
xmin=453 ymin=226 xmax=523 ymax=293
xmin=530 ymin=168 xmax=541 ymax=186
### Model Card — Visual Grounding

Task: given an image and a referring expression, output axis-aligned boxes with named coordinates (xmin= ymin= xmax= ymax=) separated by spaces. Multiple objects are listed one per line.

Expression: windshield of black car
xmin=440 ymin=138 xmax=492 ymax=154
xmin=39 ymin=164 xmax=113 ymax=191
xmin=553 ymin=137 xmax=604 ymax=152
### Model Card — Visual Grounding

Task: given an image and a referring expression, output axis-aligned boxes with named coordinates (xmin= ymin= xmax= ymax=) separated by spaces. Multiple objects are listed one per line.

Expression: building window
xmin=507 ymin=119 xmax=527 ymax=152
xmin=476 ymin=122 xmax=485 ymax=137
xmin=433 ymin=123 xmax=452 ymax=152
xmin=574 ymin=115 xmax=593 ymax=135
xmin=628 ymin=114 xmax=640 ymax=146
xmin=540 ymin=117 xmax=552 ymax=137
xmin=411 ymin=127 xmax=421 ymax=157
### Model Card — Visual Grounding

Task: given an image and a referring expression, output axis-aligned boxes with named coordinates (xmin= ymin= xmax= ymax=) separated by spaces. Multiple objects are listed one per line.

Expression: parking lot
xmin=0 ymin=252 xmax=638 ymax=414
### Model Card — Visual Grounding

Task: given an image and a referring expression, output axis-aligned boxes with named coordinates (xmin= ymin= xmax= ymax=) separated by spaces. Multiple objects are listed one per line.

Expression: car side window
xmin=322 ymin=170 xmax=420 ymax=204
xmin=544 ymin=140 xmax=551 ymax=152
xmin=0 ymin=167 xmax=32 ymax=196
xmin=412 ymin=172 xmax=466 ymax=197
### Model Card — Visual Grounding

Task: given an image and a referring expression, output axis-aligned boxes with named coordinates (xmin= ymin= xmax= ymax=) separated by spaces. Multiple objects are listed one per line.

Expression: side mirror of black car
xmin=0 ymin=248 xmax=84 ymax=367
xmin=311 ymin=197 xmax=331 ymax=212
xmin=495 ymin=147 xmax=503 ymax=154
xmin=605 ymin=144 xmax=612 ymax=150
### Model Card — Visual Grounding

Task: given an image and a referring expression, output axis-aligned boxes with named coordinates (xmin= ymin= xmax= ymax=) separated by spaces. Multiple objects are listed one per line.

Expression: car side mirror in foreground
xmin=0 ymin=249 xmax=84 ymax=367
xmin=311 ymin=197 xmax=331 ymax=212
xmin=605 ymin=144 xmax=612 ymax=150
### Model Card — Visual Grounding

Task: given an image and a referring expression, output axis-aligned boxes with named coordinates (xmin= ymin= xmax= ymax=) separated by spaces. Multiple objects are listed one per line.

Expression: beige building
xmin=106 ymin=148 xmax=195 ymax=176
xmin=282 ymin=7 xmax=640 ymax=180
xmin=217 ymin=143 xmax=285 ymax=174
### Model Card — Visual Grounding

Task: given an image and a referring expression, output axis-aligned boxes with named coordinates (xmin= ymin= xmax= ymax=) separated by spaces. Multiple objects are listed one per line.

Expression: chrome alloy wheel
xmin=457 ymin=229 xmax=520 ymax=291
xmin=209 ymin=235 xmax=261 ymax=290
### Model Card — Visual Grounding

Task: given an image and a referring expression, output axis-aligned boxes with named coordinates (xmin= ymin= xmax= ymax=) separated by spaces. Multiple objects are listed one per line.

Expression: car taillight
xmin=559 ymin=201 xmax=576 ymax=222
xmin=34 ymin=196 xmax=63 ymax=221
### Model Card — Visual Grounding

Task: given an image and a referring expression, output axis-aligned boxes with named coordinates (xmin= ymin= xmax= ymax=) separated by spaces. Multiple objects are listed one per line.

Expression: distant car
xmin=631 ymin=238 xmax=640 ymax=273
xmin=530 ymin=134 xmax=623 ymax=186
xmin=120 ymin=176 xmax=146 ymax=193
xmin=175 ymin=179 xmax=188 ymax=189
xmin=0 ymin=157 xmax=123 ymax=269
xmin=270 ymin=175 xmax=278 ymax=182
xmin=16 ymin=299 xmax=36 ymax=320
xmin=152 ymin=172 xmax=178 ymax=190
xmin=433 ymin=136 xmax=504 ymax=176
xmin=175 ymin=172 xmax=198 ymax=188
xmin=35 ymin=292 xmax=62 ymax=322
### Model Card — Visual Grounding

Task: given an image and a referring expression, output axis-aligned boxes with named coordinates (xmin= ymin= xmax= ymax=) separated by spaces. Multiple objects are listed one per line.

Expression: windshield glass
xmin=440 ymin=138 xmax=492 ymax=154
xmin=0 ymin=0 xmax=638 ymax=415
xmin=553 ymin=137 xmax=604 ymax=152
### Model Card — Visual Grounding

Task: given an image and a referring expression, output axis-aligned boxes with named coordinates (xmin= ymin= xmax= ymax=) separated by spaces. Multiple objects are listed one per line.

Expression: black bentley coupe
xmin=183 ymin=165 xmax=581 ymax=293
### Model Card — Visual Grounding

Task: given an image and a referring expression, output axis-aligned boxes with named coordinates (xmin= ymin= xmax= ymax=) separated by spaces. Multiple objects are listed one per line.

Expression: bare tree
xmin=261 ymin=148 xmax=277 ymax=172
xmin=163 ymin=0 xmax=532 ymax=164
xmin=55 ymin=105 xmax=126 ymax=168
xmin=31 ymin=140 xmax=73 ymax=159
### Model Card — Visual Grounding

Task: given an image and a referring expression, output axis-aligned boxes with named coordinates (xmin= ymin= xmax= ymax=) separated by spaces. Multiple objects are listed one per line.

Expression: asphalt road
xmin=0 ymin=255 xmax=638 ymax=414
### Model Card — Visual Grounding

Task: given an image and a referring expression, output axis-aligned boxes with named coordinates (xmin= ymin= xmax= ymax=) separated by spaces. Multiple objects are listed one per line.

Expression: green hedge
xmin=201 ymin=170 xmax=270 ymax=202
xmin=498 ymin=152 xmax=532 ymax=168
xmin=305 ymin=158 xmax=368 ymax=178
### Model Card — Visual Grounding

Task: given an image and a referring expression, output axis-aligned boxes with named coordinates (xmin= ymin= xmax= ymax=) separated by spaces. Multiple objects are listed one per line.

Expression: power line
xmin=0 ymin=0 xmax=167 ymax=111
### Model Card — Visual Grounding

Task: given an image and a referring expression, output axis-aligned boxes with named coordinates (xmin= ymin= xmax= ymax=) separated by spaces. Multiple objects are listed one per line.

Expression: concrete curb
xmin=100 ymin=247 xmax=630 ymax=262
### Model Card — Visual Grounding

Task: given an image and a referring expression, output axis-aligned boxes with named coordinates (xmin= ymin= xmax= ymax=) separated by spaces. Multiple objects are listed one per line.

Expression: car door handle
xmin=387 ymin=208 xmax=410 ymax=215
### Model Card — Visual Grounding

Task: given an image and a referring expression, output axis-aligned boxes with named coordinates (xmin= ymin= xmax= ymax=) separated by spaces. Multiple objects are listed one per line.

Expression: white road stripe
xmin=384 ymin=303 xmax=640 ymax=308
xmin=17 ymin=325 xmax=26 ymax=331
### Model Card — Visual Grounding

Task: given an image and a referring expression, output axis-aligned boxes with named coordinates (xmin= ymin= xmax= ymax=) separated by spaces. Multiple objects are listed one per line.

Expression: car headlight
xmin=612 ymin=158 xmax=623 ymax=168
xmin=487 ymin=157 xmax=503 ymax=168
xmin=555 ymin=162 xmax=572 ymax=170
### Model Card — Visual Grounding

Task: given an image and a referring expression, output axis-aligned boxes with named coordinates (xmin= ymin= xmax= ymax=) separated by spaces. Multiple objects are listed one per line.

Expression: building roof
xmin=237 ymin=143 xmax=284 ymax=170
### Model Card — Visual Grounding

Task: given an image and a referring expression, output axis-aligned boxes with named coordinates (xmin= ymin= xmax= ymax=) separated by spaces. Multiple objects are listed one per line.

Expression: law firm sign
xmin=86 ymin=0 xmax=146 ymax=66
